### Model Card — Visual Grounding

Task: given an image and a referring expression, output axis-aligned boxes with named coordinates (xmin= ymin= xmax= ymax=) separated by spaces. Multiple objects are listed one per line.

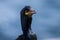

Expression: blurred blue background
xmin=0 ymin=0 xmax=60 ymax=40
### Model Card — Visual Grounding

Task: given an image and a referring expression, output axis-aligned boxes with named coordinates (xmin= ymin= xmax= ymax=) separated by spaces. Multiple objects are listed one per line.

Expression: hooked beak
xmin=30 ymin=10 xmax=36 ymax=15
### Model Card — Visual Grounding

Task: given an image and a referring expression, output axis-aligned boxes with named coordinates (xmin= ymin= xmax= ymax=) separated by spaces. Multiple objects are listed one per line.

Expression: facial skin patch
xmin=25 ymin=12 xmax=29 ymax=15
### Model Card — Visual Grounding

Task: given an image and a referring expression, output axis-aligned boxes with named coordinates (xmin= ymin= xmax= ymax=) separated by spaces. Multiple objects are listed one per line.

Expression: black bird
xmin=20 ymin=6 xmax=36 ymax=40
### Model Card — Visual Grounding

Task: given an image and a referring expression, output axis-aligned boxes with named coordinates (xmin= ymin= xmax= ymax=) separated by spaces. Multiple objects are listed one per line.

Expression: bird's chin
xmin=28 ymin=15 xmax=32 ymax=18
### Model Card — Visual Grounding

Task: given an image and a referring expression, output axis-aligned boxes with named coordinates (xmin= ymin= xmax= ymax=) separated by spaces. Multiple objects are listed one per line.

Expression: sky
xmin=0 ymin=0 xmax=60 ymax=40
